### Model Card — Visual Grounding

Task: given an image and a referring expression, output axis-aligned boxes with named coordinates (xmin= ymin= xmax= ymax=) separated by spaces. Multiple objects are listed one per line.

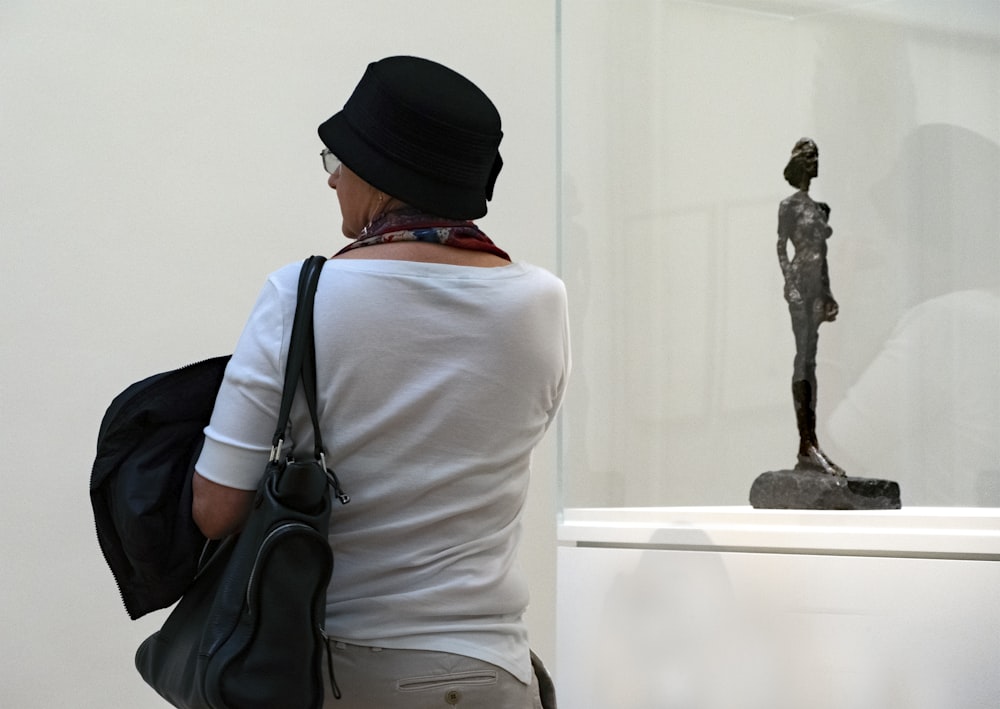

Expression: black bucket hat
xmin=318 ymin=56 xmax=503 ymax=220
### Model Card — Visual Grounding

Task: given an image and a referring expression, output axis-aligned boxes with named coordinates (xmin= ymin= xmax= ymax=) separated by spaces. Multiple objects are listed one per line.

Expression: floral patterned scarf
xmin=334 ymin=208 xmax=511 ymax=261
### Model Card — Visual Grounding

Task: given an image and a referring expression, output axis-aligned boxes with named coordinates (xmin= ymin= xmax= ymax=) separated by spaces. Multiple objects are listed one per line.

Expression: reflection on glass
xmin=558 ymin=0 xmax=999 ymax=508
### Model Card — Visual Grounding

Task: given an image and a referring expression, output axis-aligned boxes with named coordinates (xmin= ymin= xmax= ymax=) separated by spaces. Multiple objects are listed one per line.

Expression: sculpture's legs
xmin=789 ymin=305 xmax=845 ymax=476
xmin=792 ymin=379 xmax=817 ymax=453
xmin=792 ymin=379 xmax=846 ymax=477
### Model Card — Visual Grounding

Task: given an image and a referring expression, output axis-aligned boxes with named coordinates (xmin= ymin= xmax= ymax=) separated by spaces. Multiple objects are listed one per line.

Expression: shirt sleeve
xmin=195 ymin=277 xmax=289 ymax=490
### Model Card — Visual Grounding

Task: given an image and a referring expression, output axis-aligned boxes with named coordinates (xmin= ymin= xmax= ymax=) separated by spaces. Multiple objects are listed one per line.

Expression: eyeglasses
xmin=320 ymin=148 xmax=341 ymax=175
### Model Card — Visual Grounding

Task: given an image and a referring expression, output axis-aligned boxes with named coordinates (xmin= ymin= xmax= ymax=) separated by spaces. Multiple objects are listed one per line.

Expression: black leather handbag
xmin=135 ymin=255 xmax=350 ymax=709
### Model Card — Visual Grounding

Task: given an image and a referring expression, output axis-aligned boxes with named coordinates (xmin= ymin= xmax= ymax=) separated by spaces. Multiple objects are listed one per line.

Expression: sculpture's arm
xmin=821 ymin=254 xmax=833 ymax=294
xmin=820 ymin=249 xmax=838 ymax=321
xmin=776 ymin=207 xmax=791 ymax=278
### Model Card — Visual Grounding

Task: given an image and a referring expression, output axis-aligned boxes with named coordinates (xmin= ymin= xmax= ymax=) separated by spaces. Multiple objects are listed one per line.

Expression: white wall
xmin=0 ymin=3 xmax=559 ymax=706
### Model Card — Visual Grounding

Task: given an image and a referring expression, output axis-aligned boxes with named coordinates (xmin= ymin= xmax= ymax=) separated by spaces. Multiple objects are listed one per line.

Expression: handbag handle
xmin=269 ymin=255 xmax=327 ymax=458
xmin=267 ymin=255 xmax=350 ymax=504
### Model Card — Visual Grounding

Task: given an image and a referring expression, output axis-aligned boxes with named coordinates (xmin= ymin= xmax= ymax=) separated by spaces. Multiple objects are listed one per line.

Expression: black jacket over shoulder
xmin=90 ymin=356 xmax=230 ymax=620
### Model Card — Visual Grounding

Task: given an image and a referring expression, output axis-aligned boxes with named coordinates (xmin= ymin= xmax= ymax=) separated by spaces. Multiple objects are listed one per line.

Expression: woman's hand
xmin=192 ymin=473 xmax=255 ymax=539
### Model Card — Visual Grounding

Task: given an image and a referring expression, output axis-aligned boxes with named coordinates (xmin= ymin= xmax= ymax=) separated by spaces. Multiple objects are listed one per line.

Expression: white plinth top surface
xmin=559 ymin=506 xmax=1000 ymax=559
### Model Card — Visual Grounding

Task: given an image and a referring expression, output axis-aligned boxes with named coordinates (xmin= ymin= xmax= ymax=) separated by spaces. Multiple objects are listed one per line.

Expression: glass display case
xmin=557 ymin=0 xmax=1000 ymax=510
xmin=555 ymin=9 xmax=999 ymax=706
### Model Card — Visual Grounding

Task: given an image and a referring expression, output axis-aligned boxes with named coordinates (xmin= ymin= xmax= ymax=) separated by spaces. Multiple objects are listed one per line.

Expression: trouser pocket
xmin=397 ymin=669 xmax=499 ymax=692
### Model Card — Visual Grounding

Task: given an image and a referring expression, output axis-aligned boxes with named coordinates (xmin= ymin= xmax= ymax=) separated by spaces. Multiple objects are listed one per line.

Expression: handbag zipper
xmin=244 ymin=522 xmax=325 ymax=613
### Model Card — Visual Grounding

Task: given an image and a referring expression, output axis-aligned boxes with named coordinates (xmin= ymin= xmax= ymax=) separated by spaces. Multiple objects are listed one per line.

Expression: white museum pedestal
xmin=556 ymin=507 xmax=1000 ymax=709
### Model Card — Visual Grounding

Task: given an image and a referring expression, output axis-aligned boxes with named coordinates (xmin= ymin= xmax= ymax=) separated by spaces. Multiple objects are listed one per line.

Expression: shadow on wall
xmin=828 ymin=124 xmax=1000 ymax=506
xmin=588 ymin=531 xmax=782 ymax=709
xmin=572 ymin=525 xmax=996 ymax=708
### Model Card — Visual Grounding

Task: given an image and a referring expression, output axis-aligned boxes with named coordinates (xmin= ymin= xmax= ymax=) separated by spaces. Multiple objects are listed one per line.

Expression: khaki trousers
xmin=323 ymin=643 xmax=543 ymax=708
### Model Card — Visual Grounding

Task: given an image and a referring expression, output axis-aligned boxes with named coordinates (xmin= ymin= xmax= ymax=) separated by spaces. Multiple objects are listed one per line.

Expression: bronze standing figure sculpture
xmin=777 ymin=138 xmax=845 ymax=476
xmin=750 ymin=139 xmax=899 ymax=509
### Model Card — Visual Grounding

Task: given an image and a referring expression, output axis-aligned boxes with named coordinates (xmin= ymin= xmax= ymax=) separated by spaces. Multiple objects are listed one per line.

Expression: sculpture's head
xmin=783 ymin=138 xmax=819 ymax=189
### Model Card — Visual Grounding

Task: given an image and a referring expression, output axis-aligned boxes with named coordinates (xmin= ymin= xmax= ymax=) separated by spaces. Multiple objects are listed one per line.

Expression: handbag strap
xmin=300 ymin=314 xmax=349 ymax=505
xmin=269 ymin=255 xmax=327 ymax=458
xmin=267 ymin=256 xmax=351 ymax=504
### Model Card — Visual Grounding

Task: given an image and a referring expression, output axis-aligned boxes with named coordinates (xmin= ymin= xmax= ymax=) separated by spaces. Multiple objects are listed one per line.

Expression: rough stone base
xmin=750 ymin=469 xmax=902 ymax=510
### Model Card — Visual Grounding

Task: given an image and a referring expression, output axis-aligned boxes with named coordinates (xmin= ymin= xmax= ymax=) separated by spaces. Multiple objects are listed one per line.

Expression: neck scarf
xmin=334 ymin=208 xmax=511 ymax=261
